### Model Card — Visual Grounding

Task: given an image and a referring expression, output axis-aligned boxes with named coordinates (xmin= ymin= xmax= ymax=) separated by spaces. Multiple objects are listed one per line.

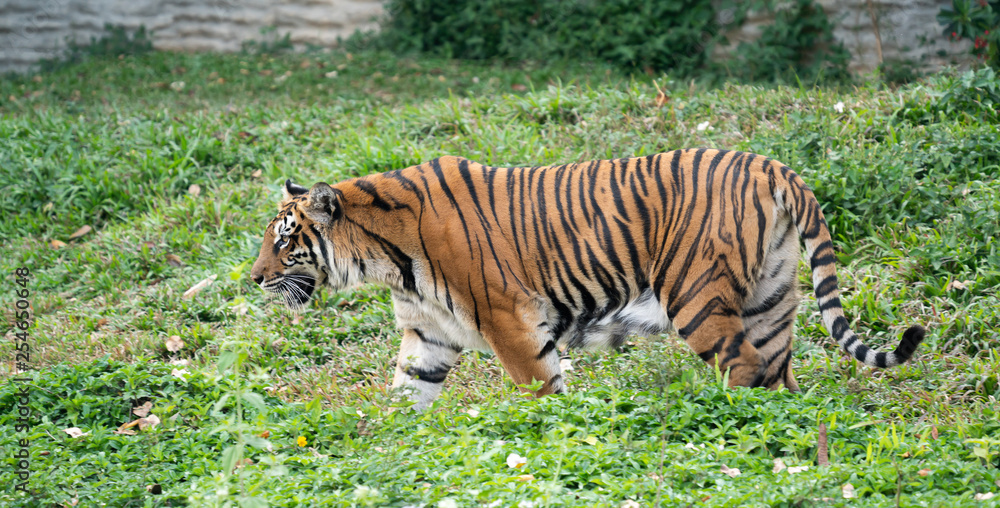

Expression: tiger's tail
xmin=778 ymin=164 xmax=924 ymax=368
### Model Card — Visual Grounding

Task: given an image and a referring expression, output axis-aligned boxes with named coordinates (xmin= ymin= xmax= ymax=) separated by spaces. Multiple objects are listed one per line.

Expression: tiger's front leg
xmin=391 ymin=327 xmax=463 ymax=410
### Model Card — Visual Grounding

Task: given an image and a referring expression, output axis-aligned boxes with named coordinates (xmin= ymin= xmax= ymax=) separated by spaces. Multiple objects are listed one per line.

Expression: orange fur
xmin=251 ymin=149 xmax=923 ymax=407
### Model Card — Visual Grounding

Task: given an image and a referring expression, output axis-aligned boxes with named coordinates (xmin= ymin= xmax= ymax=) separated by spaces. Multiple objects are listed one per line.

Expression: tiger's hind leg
xmin=741 ymin=221 xmax=801 ymax=391
xmin=669 ymin=279 xmax=766 ymax=388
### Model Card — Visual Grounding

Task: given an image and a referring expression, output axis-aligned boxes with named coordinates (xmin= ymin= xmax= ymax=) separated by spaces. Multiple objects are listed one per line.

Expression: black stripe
xmin=678 ymin=295 xmax=738 ymax=338
xmin=353 ymin=179 xmax=404 ymax=211
xmin=722 ymin=331 xmax=746 ymax=364
xmin=761 ymin=349 xmax=791 ymax=387
xmin=814 ymin=275 xmax=839 ymax=299
xmin=818 ymin=297 xmax=842 ymax=312
xmin=874 ymin=351 xmax=888 ymax=368
xmin=742 ymin=280 xmax=793 ymax=318
xmin=752 ymin=317 xmax=793 ymax=349
xmin=547 ymin=374 xmax=564 ymax=393
xmin=697 ymin=336 xmax=725 ymax=362
xmin=413 ymin=328 xmax=462 ymax=353
xmin=308 ymin=224 xmax=332 ymax=270
xmin=429 ymin=158 xmax=474 ymax=254
xmin=536 ymin=339 xmax=557 ymax=360
xmin=404 ymin=365 xmax=450 ymax=384
xmin=831 ymin=316 xmax=851 ymax=341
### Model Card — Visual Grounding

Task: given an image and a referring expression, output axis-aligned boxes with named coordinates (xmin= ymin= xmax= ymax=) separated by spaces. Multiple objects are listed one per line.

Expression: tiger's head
xmin=250 ymin=179 xmax=360 ymax=309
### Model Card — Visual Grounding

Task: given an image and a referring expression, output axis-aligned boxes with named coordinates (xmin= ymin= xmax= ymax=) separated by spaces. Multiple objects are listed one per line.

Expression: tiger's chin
xmin=266 ymin=274 xmax=317 ymax=310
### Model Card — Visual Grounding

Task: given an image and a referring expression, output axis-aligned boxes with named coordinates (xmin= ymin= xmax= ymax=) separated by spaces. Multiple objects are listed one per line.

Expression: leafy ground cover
xmin=1 ymin=50 xmax=999 ymax=507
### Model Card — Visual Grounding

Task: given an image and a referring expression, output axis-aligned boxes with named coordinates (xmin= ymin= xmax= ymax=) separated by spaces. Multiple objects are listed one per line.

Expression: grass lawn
xmin=1 ymin=50 xmax=999 ymax=507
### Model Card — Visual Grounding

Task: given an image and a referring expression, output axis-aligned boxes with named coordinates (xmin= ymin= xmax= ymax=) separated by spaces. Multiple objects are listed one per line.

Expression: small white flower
xmin=169 ymin=81 xmax=185 ymax=92
xmin=506 ymin=452 xmax=527 ymax=469
xmin=438 ymin=499 xmax=458 ymax=508
xmin=834 ymin=101 xmax=845 ymax=113
xmin=622 ymin=500 xmax=641 ymax=508
xmin=518 ymin=501 xmax=534 ymax=508
xmin=353 ymin=485 xmax=379 ymax=500
xmin=171 ymin=368 xmax=189 ymax=380
xmin=696 ymin=121 xmax=711 ymax=131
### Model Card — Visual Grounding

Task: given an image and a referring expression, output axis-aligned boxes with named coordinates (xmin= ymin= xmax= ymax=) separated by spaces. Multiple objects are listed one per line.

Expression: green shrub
xmin=938 ymin=0 xmax=1000 ymax=68
xmin=725 ymin=0 xmax=850 ymax=82
xmin=367 ymin=0 xmax=719 ymax=75
xmin=356 ymin=0 xmax=849 ymax=81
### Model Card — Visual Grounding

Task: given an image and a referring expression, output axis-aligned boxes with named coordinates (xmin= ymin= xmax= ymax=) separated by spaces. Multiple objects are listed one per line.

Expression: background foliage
xmin=350 ymin=0 xmax=849 ymax=82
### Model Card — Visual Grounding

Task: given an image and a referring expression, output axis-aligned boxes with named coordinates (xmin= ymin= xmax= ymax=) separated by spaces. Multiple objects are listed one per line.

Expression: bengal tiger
xmin=250 ymin=149 xmax=924 ymax=410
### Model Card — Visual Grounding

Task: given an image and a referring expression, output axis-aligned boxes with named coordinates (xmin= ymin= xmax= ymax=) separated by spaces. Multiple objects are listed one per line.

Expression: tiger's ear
xmin=305 ymin=182 xmax=342 ymax=225
xmin=281 ymin=179 xmax=310 ymax=207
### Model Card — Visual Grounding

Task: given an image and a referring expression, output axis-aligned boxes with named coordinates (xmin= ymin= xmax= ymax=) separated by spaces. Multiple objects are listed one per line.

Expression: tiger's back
xmin=251 ymin=149 xmax=924 ymax=409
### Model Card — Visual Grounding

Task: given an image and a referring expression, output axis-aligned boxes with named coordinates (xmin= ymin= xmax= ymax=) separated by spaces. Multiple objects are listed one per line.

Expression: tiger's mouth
xmin=263 ymin=274 xmax=316 ymax=309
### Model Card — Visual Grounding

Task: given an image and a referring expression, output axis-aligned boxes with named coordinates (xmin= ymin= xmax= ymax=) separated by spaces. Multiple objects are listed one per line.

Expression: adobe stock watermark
xmin=10 ymin=267 xmax=33 ymax=494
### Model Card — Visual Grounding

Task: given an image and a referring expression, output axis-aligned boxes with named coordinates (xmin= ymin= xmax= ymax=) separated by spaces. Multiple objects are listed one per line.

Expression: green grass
xmin=1 ymin=51 xmax=999 ymax=507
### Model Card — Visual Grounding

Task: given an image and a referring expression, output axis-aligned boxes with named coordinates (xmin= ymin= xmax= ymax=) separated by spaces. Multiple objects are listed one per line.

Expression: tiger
xmin=250 ymin=149 xmax=924 ymax=410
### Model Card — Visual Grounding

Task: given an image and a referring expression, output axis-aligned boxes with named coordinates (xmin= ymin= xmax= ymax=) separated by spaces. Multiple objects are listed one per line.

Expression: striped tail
xmin=779 ymin=166 xmax=924 ymax=368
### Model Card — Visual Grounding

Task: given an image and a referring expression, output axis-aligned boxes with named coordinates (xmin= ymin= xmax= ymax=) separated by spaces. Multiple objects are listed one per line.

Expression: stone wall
xmin=718 ymin=0 xmax=970 ymax=72
xmin=0 ymin=0 xmax=383 ymax=73
xmin=0 ymin=0 xmax=972 ymax=74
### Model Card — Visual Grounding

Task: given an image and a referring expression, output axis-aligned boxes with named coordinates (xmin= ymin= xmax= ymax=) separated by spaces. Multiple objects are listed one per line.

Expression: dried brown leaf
xmin=842 ymin=483 xmax=856 ymax=499
xmin=720 ymin=464 xmax=741 ymax=477
xmin=63 ymin=427 xmax=88 ymax=438
xmin=773 ymin=458 xmax=787 ymax=473
xmin=50 ymin=239 xmax=67 ymax=249
xmin=133 ymin=401 xmax=153 ymax=417
xmin=69 ymin=225 xmax=92 ymax=239
xmin=182 ymin=274 xmax=217 ymax=299
xmin=165 ymin=335 xmax=183 ymax=352
xmin=918 ymin=468 xmax=932 ymax=477
xmin=356 ymin=419 xmax=371 ymax=436
xmin=188 ymin=184 xmax=201 ymax=196
xmin=138 ymin=414 xmax=161 ymax=430
xmin=166 ymin=254 xmax=183 ymax=267
xmin=516 ymin=474 xmax=535 ymax=482
xmin=252 ymin=169 xmax=263 ymax=178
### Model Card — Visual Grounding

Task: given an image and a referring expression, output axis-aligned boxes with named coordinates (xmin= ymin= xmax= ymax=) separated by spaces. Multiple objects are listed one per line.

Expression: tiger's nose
xmin=252 ymin=274 xmax=264 ymax=285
